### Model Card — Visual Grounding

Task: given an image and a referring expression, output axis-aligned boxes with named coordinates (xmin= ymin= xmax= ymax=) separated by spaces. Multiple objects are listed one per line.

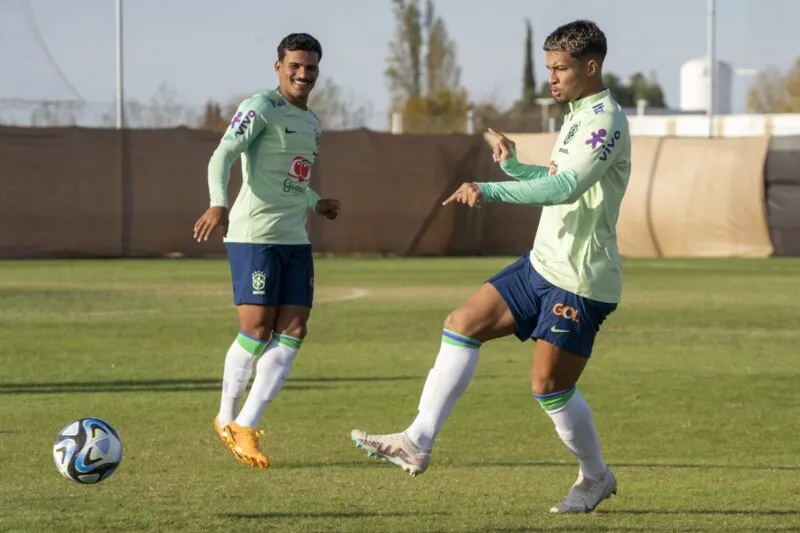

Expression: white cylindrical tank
xmin=680 ymin=57 xmax=733 ymax=114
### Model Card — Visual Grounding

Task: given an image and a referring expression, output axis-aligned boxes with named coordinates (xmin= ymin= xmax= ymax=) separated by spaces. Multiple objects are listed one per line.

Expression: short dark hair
xmin=543 ymin=20 xmax=607 ymax=61
xmin=277 ymin=33 xmax=323 ymax=62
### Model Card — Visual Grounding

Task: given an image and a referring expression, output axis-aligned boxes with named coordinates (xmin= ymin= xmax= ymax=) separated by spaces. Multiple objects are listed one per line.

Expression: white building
xmin=679 ymin=57 xmax=733 ymax=115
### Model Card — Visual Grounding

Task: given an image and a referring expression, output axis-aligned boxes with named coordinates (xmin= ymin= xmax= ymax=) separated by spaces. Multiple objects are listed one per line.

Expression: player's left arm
xmin=306 ymin=123 xmax=323 ymax=210
xmin=305 ymin=123 xmax=340 ymax=219
xmin=475 ymin=111 xmax=626 ymax=206
xmin=305 ymin=187 xmax=322 ymax=210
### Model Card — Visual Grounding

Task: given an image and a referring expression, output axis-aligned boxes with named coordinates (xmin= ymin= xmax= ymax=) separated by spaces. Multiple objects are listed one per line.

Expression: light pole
xmin=706 ymin=0 xmax=716 ymax=137
xmin=115 ymin=0 xmax=124 ymax=129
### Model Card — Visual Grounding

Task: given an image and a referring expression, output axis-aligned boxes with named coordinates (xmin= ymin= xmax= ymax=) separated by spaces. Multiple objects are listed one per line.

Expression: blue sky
xmin=1 ymin=0 xmax=797 ymax=129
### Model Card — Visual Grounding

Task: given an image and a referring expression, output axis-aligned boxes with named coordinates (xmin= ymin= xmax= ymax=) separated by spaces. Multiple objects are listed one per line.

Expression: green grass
xmin=1 ymin=257 xmax=800 ymax=532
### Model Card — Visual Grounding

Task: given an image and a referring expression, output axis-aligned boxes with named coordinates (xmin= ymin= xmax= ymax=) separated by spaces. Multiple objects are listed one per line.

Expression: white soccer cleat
xmin=350 ymin=429 xmax=431 ymax=477
xmin=549 ymin=468 xmax=617 ymax=513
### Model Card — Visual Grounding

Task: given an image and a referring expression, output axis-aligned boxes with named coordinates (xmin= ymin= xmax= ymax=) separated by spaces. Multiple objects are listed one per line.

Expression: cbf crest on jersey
xmin=563 ymin=123 xmax=579 ymax=145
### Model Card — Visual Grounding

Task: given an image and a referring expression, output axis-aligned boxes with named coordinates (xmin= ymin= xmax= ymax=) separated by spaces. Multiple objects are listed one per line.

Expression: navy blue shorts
xmin=225 ymin=243 xmax=314 ymax=308
xmin=487 ymin=254 xmax=617 ymax=358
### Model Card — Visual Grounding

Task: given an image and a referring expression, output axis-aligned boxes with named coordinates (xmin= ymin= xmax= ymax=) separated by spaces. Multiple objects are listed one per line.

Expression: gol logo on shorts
xmin=552 ymin=303 xmax=580 ymax=323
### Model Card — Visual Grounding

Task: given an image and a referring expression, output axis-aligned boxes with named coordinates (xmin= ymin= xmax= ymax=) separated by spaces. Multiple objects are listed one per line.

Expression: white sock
xmin=217 ymin=333 xmax=263 ymax=426
xmin=234 ymin=333 xmax=302 ymax=429
xmin=538 ymin=387 xmax=608 ymax=481
xmin=405 ymin=329 xmax=481 ymax=451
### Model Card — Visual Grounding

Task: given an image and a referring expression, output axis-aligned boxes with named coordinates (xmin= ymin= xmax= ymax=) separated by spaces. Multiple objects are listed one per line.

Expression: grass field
xmin=1 ymin=257 xmax=799 ymax=532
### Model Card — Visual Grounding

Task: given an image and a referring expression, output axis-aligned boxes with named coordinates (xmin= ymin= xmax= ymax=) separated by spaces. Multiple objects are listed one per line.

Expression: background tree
xmin=385 ymin=0 xmax=469 ymax=133
xmin=197 ymin=79 xmax=371 ymax=132
xmin=309 ymin=78 xmax=372 ymax=130
xmin=604 ymin=72 xmax=667 ymax=108
xmin=748 ymin=58 xmax=800 ymax=113
xmin=492 ymin=19 xmax=550 ymax=132
xmin=521 ymin=19 xmax=536 ymax=108
xmin=199 ymin=101 xmax=227 ymax=131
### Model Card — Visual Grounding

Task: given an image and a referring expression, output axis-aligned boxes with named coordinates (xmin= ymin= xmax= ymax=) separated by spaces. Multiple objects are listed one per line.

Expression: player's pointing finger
xmin=442 ymin=189 xmax=461 ymax=206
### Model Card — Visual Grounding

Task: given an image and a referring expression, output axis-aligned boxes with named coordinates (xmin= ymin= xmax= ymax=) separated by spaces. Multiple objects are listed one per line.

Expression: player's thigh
xmin=446 ymin=254 xmax=538 ymax=343
xmin=460 ymin=253 xmax=543 ymax=343
xmin=272 ymin=245 xmax=314 ymax=339
xmin=531 ymin=288 xmax=617 ymax=394
xmin=531 ymin=342 xmax=590 ymax=396
xmin=225 ymin=242 xmax=282 ymax=339
xmin=277 ymin=245 xmax=314 ymax=310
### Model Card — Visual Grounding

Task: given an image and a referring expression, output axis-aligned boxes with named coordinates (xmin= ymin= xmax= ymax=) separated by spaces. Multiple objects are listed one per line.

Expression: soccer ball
xmin=52 ymin=418 xmax=123 ymax=484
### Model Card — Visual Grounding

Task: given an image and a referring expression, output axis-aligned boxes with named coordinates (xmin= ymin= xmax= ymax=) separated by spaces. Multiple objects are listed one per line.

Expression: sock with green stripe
xmin=405 ymin=329 xmax=482 ymax=451
xmin=235 ymin=333 xmax=303 ymax=429
xmin=218 ymin=332 xmax=267 ymax=427
xmin=536 ymin=387 xmax=608 ymax=481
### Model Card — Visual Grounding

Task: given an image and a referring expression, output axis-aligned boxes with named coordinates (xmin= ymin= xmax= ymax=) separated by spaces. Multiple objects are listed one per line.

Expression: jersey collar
xmin=568 ymin=88 xmax=610 ymax=113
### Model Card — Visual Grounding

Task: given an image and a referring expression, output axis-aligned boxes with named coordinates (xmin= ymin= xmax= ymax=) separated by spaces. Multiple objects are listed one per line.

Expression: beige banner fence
xmin=0 ymin=126 xmax=780 ymax=258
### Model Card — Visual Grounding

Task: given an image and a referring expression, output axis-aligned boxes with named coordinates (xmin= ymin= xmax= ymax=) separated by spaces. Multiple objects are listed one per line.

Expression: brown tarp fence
xmin=613 ymin=136 xmax=774 ymax=258
xmin=0 ymin=126 xmax=791 ymax=258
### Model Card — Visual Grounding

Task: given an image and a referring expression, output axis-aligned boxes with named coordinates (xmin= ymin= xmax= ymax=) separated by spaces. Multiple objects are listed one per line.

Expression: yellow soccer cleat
xmin=214 ymin=416 xmax=242 ymax=463
xmin=214 ymin=416 xmax=228 ymax=444
xmin=223 ymin=421 xmax=270 ymax=468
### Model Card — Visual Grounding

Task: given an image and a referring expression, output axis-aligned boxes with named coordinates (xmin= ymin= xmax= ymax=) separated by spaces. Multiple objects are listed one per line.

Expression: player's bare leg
xmin=217 ymin=304 xmax=276 ymax=468
xmin=228 ymin=305 xmax=309 ymax=468
xmin=351 ymin=282 xmax=516 ymax=476
xmin=532 ymin=341 xmax=616 ymax=513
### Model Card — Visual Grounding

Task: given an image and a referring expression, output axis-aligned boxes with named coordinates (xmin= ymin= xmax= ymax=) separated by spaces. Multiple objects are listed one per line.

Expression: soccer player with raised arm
xmin=350 ymin=20 xmax=629 ymax=513
xmin=192 ymin=33 xmax=341 ymax=468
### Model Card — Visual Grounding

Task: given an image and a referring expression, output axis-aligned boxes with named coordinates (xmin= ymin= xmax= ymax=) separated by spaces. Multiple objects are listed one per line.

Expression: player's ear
xmin=586 ymin=58 xmax=598 ymax=77
xmin=274 ymin=60 xmax=281 ymax=73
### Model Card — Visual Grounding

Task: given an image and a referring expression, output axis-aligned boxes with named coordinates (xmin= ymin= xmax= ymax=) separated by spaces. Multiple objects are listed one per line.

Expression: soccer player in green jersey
xmin=351 ymin=20 xmax=629 ymax=513
xmin=193 ymin=33 xmax=341 ymax=468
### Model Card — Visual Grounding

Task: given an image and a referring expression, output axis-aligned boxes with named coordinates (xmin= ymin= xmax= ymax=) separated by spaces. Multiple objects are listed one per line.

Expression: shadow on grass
xmin=222 ymin=511 xmax=448 ymax=520
xmin=462 ymin=460 xmax=800 ymax=472
xmin=599 ymin=509 xmax=800 ymax=516
xmin=0 ymin=375 xmax=420 ymax=395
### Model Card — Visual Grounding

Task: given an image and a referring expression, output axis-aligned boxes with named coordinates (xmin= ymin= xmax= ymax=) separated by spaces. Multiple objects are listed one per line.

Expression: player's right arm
xmin=194 ymin=96 xmax=269 ymax=242
xmin=485 ymin=128 xmax=548 ymax=181
xmin=474 ymin=110 xmax=626 ymax=207
xmin=498 ymin=151 xmax=549 ymax=180
xmin=207 ymin=96 xmax=270 ymax=208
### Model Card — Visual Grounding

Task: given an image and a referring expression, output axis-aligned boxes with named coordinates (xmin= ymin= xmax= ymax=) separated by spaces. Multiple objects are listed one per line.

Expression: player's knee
xmin=279 ymin=321 xmax=307 ymax=340
xmin=531 ymin=374 xmax=559 ymax=397
xmin=238 ymin=323 xmax=271 ymax=341
xmin=237 ymin=312 xmax=272 ymax=341
xmin=443 ymin=307 xmax=481 ymax=339
xmin=236 ymin=305 xmax=276 ymax=341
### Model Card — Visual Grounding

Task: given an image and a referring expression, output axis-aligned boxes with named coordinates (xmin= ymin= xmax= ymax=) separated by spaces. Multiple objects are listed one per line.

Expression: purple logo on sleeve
xmin=586 ymin=129 xmax=607 ymax=149
xmin=229 ymin=110 xmax=257 ymax=135
xmin=586 ymin=128 xmax=622 ymax=161
xmin=229 ymin=111 xmax=242 ymax=129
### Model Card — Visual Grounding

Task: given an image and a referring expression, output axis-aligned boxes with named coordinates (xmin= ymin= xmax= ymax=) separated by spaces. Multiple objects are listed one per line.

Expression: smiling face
xmin=275 ymin=49 xmax=319 ymax=106
xmin=273 ymin=33 xmax=323 ymax=109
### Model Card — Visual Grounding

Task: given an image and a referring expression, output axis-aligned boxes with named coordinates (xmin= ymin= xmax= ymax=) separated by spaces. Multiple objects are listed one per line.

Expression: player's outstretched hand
xmin=193 ymin=206 xmax=228 ymax=242
xmin=315 ymin=199 xmax=341 ymax=220
xmin=442 ymin=182 xmax=483 ymax=208
xmin=485 ymin=128 xmax=515 ymax=163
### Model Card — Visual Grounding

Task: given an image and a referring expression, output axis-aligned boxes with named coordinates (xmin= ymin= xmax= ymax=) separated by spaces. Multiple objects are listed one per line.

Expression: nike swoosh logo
xmin=285 ymin=127 xmax=297 ymax=133
xmin=550 ymin=326 xmax=570 ymax=333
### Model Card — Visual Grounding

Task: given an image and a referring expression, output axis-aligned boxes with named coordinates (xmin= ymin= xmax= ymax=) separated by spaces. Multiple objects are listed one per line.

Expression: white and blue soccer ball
xmin=52 ymin=418 xmax=123 ymax=484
